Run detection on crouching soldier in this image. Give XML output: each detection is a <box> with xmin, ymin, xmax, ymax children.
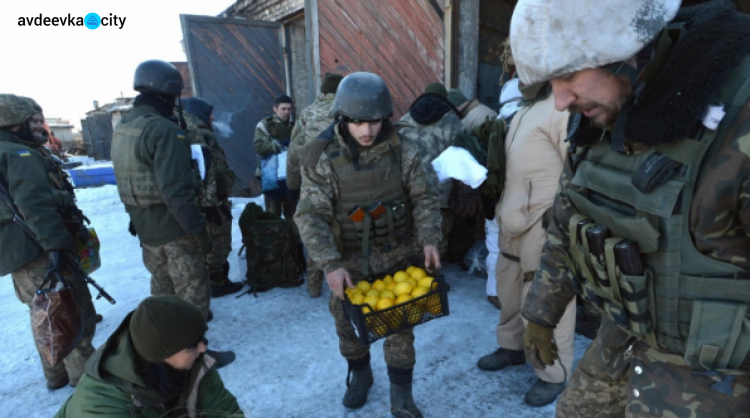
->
<box><xmin>295</xmin><ymin>72</ymin><xmax>442</xmax><ymax>418</ymax></box>
<box><xmin>55</xmin><ymin>296</ymin><xmax>244</xmax><ymax>417</ymax></box>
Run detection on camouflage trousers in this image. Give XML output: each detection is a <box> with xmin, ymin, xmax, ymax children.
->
<box><xmin>206</xmin><ymin>208</ymin><xmax>232</xmax><ymax>282</ymax></box>
<box><xmin>557</xmin><ymin>316</ymin><xmax>750</xmax><ymax>418</ymax></box>
<box><xmin>11</xmin><ymin>254</ymin><xmax>96</xmax><ymax>384</ymax></box>
<box><xmin>326</xmin><ymin>247</ymin><xmax>417</xmax><ymax>368</ymax></box>
<box><xmin>439</xmin><ymin>209</ymin><xmax>455</xmax><ymax>258</ymax></box>
<box><xmin>142</xmin><ymin>234</ymin><xmax>210</xmax><ymax>317</ymax></box>
<box><xmin>264</xmin><ymin>194</ymin><xmax>296</xmax><ymax>220</ymax></box>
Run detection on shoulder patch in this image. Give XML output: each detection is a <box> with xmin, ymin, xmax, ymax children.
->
<box><xmin>176</xmin><ymin>131</ymin><xmax>186</xmax><ymax>140</ymax></box>
<box><xmin>16</xmin><ymin>150</ymin><xmax>30</xmax><ymax>157</ymax></box>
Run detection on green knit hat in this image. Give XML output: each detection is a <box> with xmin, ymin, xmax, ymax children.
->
<box><xmin>321</xmin><ymin>72</ymin><xmax>344</xmax><ymax>94</ymax></box>
<box><xmin>130</xmin><ymin>296</ymin><xmax>208</xmax><ymax>363</ymax></box>
<box><xmin>424</xmin><ymin>82</ymin><xmax>447</xmax><ymax>97</ymax></box>
<box><xmin>447</xmin><ymin>88</ymin><xmax>469</xmax><ymax>107</ymax></box>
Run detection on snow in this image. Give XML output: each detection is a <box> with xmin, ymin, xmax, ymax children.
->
<box><xmin>0</xmin><ymin>185</ymin><xmax>590</xmax><ymax>417</ymax></box>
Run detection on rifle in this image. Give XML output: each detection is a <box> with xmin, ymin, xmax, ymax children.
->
<box><xmin>0</xmin><ymin>180</ymin><xmax>116</xmax><ymax>304</ymax></box>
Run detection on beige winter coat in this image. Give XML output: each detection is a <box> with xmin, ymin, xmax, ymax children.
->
<box><xmin>497</xmin><ymin>93</ymin><xmax>569</xmax><ymax>274</ymax></box>
<box><xmin>459</xmin><ymin>99</ymin><xmax>498</xmax><ymax>130</ymax></box>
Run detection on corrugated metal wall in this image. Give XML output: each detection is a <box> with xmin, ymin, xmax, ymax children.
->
<box><xmin>318</xmin><ymin>0</ymin><xmax>444</xmax><ymax>118</ymax></box>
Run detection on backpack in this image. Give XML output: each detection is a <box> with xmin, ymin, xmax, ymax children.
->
<box><xmin>238</xmin><ymin>202</ymin><xmax>304</xmax><ymax>294</ymax></box>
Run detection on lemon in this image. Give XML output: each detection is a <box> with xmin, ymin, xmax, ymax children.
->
<box><xmin>371</xmin><ymin>280</ymin><xmax>386</xmax><ymax>291</ymax></box>
<box><xmin>382</xmin><ymin>275</ymin><xmax>393</xmax><ymax>284</ymax></box>
<box><xmin>363</xmin><ymin>295</ymin><xmax>379</xmax><ymax>309</ymax></box>
<box><xmin>406</xmin><ymin>266</ymin><xmax>416</xmax><ymax>274</ymax></box>
<box><xmin>350</xmin><ymin>293</ymin><xmax>365</xmax><ymax>305</ymax></box>
<box><xmin>395</xmin><ymin>294</ymin><xmax>412</xmax><ymax>305</ymax></box>
<box><xmin>410</xmin><ymin>268</ymin><xmax>427</xmax><ymax>280</ymax></box>
<box><xmin>418</xmin><ymin>277</ymin><xmax>434</xmax><ymax>289</ymax></box>
<box><xmin>362</xmin><ymin>306</ymin><xmax>372</xmax><ymax>314</ymax></box>
<box><xmin>376</xmin><ymin>297</ymin><xmax>394</xmax><ymax>311</ymax></box>
<box><xmin>386</xmin><ymin>281</ymin><xmax>398</xmax><ymax>290</ymax></box>
<box><xmin>393</xmin><ymin>271</ymin><xmax>410</xmax><ymax>282</ymax></box>
<box><xmin>379</xmin><ymin>290</ymin><xmax>396</xmax><ymax>300</ymax></box>
<box><xmin>407</xmin><ymin>279</ymin><xmax>418</xmax><ymax>289</ymax></box>
<box><xmin>431</xmin><ymin>281</ymin><xmax>439</xmax><ymax>291</ymax></box>
<box><xmin>411</xmin><ymin>286</ymin><xmax>429</xmax><ymax>299</ymax></box>
<box><xmin>394</xmin><ymin>282</ymin><xmax>413</xmax><ymax>297</ymax></box>
<box><xmin>366</xmin><ymin>290</ymin><xmax>380</xmax><ymax>298</ymax></box>
<box><xmin>356</xmin><ymin>281</ymin><xmax>371</xmax><ymax>293</ymax></box>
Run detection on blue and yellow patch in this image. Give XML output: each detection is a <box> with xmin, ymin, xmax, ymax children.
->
<box><xmin>176</xmin><ymin>131</ymin><xmax>186</xmax><ymax>140</ymax></box>
<box><xmin>16</xmin><ymin>150</ymin><xmax>31</xmax><ymax>157</ymax></box>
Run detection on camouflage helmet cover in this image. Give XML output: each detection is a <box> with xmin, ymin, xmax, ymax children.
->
<box><xmin>0</xmin><ymin>94</ymin><xmax>37</xmax><ymax>128</ymax></box>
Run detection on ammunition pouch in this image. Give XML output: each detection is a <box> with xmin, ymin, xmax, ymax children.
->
<box><xmin>372</xmin><ymin>198</ymin><xmax>409</xmax><ymax>249</ymax></box>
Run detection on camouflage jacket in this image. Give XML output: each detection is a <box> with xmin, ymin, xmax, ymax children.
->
<box><xmin>295</xmin><ymin>123</ymin><xmax>442</xmax><ymax>275</ymax></box>
<box><xmin>253</xmin><ymin>115</ymin><xmax>294</xmax><ymax>158</ymax></box>
<box><xmin>398</xmin><ymin>110</ymin><xmax>463</xmax><ymax>208</ymax></box>
<box><xmin>181</xmin><ymin>112</ymin><xmax>219</xmax><ymax>207</ymax></box>
<box><xmin>287</xmin><ymin>93</ymin><xmax>335</xmax><ymax>190</ymax></box>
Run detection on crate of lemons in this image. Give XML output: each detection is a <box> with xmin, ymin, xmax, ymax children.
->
<box><xmin>343</xmin><ymin>266</ymin><xmax>449</xmax><ymax>345</ymax></box>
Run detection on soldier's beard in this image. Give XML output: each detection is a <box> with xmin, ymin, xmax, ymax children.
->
<box><xmin>568</xmin><ymin>76</ymin><xmax>631</xmax><ymax>129</ymax></box>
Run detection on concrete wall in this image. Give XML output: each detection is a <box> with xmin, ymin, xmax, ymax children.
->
<box><xmin>289</xmin><ymin>17</ymin><xmax>310</xmax><ymax>110</ymax></box>
<box><xmin>223</xmin><ymin>0</ymin><xmax>303</xmax><ymax>21</ymax></box>
<box><xmin>458</xmin><ymin>0</ymin><xmax>479</xmax><ymax>99</ymax></box>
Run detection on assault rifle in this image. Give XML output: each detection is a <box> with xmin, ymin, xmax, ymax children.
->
<box><xmin>0</xmin><ymin>181</ymin><xmax>116</xmax><ymax>304</ymax></box>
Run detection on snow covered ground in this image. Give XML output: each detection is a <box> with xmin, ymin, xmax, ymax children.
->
<box><xmin>0</xmin><ymin>185</ymin><xmax>590</xmax><ymax>417</ymax></box>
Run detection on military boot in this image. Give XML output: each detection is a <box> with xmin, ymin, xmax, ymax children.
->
<box><xmin>207</xmin><ymin>349</ymin><xmax>236</xmax><ymax>369</ymax></box>
<box><xmin>343</xmin><ymin>354</ymin><xmax>373</xmax><ymax>409</ymax></box>
<box><xmin>210</xmin><ymin>263</ymin><xmax>243</xmax><ymax>298</ymax></box>
<box><xmin>524</xmin><ymin>378</ymin><xmax>566</xmax><ymax>406</ymax></box>
<box><xmin>388</xmin><ymin>366</ymin><xmax>422</xmax><ymax>418</ymax></box>
<box><xmin>46</xmin><ymin>375</ymin><xmax>69</xmax><ymax>390</ymax></box>
<box><xmin>477</xmin><ymin>348</ymin><xmax>525</xmax><ymax>371</ymax></box>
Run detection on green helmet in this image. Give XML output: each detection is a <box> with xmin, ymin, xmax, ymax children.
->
<box><xmin>0</xmin><ymin>94</ymin><xmax>36</xmax><ymax>128</ymax></box>
<box><xmin>333</xmin><ymin>72</ymin><xmax>393</xmax><ymax>121</ymax></box>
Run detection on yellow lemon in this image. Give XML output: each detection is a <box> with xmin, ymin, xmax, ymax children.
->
<box><xmin>411</xmin><ymin>286</ymin><xmax>429</xmax><ymax>299</ymax></box>
<box><xmin>395</xmin><ymin>294</ymin><xmax>412</xmax><ymax>305</ymax></box>
<box><xmin>379</xmin><ymin>290</ymin><xmax>396</xmax><ymax>300</ymax></box>
<box><xmin>407</xmin><ymin>279</ymin><xmax>418</xmax><ymax>289</ymax></box>
<box><xmin>366</xmin><ymin>290</ymin><xmax>380</xmax><ymax>298</ymax></box>
<box><xmin>382</xmin><ymin>275</ymin><xmax>393</xmax><ymax>284</ymax></box>
<box><xmin>362</xmin><ymin>306</ymin><xmax>372</xmax><ymax>314</ymax></box>
<box><xmin>393</xmin><ymin>271</ymin><xmax>410</xmax><ymax>282</ymax></box>
<box><xmin>371</xmin><ymin>280</ymin><xmax>386</xmax><ymax>291</ymax></box>
<box><xmin>406</xmin><ymin>266</ymin><xmax>416</xmax><ymax>274</ymax></box>
<box><xmin>418</xmin><ymin>277</ymin><xmax>434</xmax><ymax>289</ymax></box>
<box><xmin>350</xmin><ymin>293</ymin><xmax>365</xmax><ymax>305</ymax></box>
<box><xmin>356</xmin><ymin>281</ymin><xmax>371</xmax><ymax>293</ymax></box>
<box><xmin>376</xmin><ymin>297</ymin><xmax>394</xmax><ymax>311</ymax></box>
<box><xmin>431</xmin><ymin>281</ymin><xmax>439</xmax><ymax>291</ymax></box>
<box><xmin>386</xmin><ymin>281</ymin><xmax>398</xmax><ymax>290</ymax></box>
<box><xmin>410</xmin><ymin>268</ymin><xmax>427</xmax><ymax>280</ymax></box>
<box><xmin>363</xmin><ymin>295</ymin><xmax>379</xmax><ymax>310</ymax></box>
<box><xmin>394</xmin><ymin>282</ymin><xmax>413</xmax><ymax>297</ymax></box>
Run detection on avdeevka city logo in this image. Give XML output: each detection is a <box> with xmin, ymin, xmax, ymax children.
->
<box><xmin>17</xmin><ymin>13</ymin><xmax>126</xmax><ymax>29</ymax></box>
<box><xmin>84</xmin><ymin>13</ymin><xmax>100</xmax><ymax>30</ymax></box>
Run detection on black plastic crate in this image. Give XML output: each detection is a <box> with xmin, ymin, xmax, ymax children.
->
<box><xmin>342</xmin><ymin>275</ymin><xmax>450</xmax><ymax>346</ymax></box>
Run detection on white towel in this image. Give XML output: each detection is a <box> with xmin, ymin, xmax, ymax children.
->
<box><xmin>431</xmin><ymin>146</ymin><xmax>487</xmax><ymax>189</ymax></box>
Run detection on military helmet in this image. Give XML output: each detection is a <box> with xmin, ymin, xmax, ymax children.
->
<box><xmin>0</xmin><ymin>94</ymin><xmax>37</xmax><ymax>128</ymax></box>
<box><xmin>333</xmin><ymin>72</ymin><xmax>393</xmax><ymax>121</ymax></box>
<box><xmin>133</xmin><ymin>60</ymin><xmax>184</xmax><ymax>95</ymax></box>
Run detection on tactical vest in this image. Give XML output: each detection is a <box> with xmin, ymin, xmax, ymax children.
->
<box><xmin>569</xmin><ymin>57</ymin><xmax>750</xmax><ymax>372</ymax></box>
<box><xmin>326</xmin><ymin>133</ymin><xmax>410</xmax><ymax>276</ymax></box>
<box><xmin>265</xmin><ymin>117</ymin><xmax>294</xmax><ymax>141</ymax></box>
<box><xmin>112</xmin><ymin>113</ymin><xmax>167</xmax><ymax>207</ymax></box>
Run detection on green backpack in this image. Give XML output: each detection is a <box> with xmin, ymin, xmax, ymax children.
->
<box><xmin>238</xmin><ymin>203</ymin><xmax>304</xmax><ymax>294</ymax></box>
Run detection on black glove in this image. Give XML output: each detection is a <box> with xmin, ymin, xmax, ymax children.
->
<box><xmin>288</xmin><ymin>188</ymin><xmax>301</xmax><ymax>201</ymax></box>
<box><xmin>128</xmin><ymin>221</ymin><xmax>137</xmax><ymax>237</ymax></box>
<box><xmin>219</xmin><ymin>204</ymin><xmax>232</xmax><ymax>220</ymax></box>
<box><xmin>202</xmin><ymin>206</ymin><xmax>223</xmax><ymax>226</ymax></box>
<box><xmin>195</xmin><ymin>230</ymin><xmax>214</xmax><ymax>255</ymax></box>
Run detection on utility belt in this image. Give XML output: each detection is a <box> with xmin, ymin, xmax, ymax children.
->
<box><xmin>346</xmin><ymin>198</ymin><xmax>410</xmax><ymax>276</ymax></box>
<box><xmin>569</xmin><ymin>214</ymin><xmax>750</xmax><ymax>371</ymax></box>
<box><xmin>500</xmin><ymin>252</ymin><xmax>536</xmax><ymax>283</ymax></box>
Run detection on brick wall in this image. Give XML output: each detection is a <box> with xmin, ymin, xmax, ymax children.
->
<box><xmin>222</xmin><ymin>0</ymin><xmax>303</xmax><ymax>22</ymax></box>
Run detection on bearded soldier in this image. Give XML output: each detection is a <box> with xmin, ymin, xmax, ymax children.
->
<box><xmin>0</xmin><ymin>94</ymin><xmax>97</xmax><ymax>389</ymax></box>
<box><xmin>512</xmin><ymin>1</ymin><xmax>750</xmax><ymax>416</ymax></box>
<box><xmin>295</xmin><ymin>72</ymin><xmax>442</xmax><ymax>418</ymax></box>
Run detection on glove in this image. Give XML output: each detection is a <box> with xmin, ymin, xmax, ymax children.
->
<box><xmin>128</xmin><ymin>221</ymin><xmax>137</xmax><ymax>237</ymax></box>
<box><xmin>195</xmin><ymin>230</ymin><xmax>214</xmax><ymax>255</ymax></box>
<box><xmin>219</xmin><ymin>203</ymin><xmax>232</xmax><ymax>220</ymax></box>
<box><xmin>524</xmin><ymin>321</ymin><xmax>558</xmax><ymax>370</ymax></box>
<box><xmin>288</xmin><ymin>188</ymin><xmax>301</xmax><ymax>201</ymax></box>
<box><xmin>202</xmin><ymin>206</ymin><xmax>223</xmax><ymax>226</ymax></box>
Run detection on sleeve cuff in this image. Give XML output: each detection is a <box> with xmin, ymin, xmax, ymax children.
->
<box><xmin>321</xmin><ymin>259</ymin><xmax>343</xmax><ymax>275</ymax></box>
